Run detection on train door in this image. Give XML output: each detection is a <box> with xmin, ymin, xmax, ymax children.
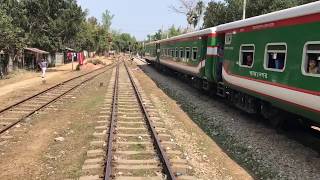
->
<box><xmin>205</xmin><ymin>33</ymin><xmax>224</xmax><ymax>83</ymax></box>
<box><xmin>200</xmin><ymin>37</ymin><xmax>208</xmax><ymax>77</ymax></box>
<box><xmin>216</xmin><ymin>33</ymin><xmax>225</xmax><ymax>82</ymax></box>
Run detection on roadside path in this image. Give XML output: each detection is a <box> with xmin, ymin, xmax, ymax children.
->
<box><xmin>0</xmin><ymin>57</ymin><xmax>111</xmax><ymax>109</ymax></box>
<box><xmin>0</xmin><ymin>64</ymin><xmax>75</xmax><ymax>97</ymax></box>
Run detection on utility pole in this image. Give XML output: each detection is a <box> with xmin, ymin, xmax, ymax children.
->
<box><xmin>71</xmin><ymin>53</ymin><xmax>74</xmax><ymax>71</ymax></box>
<box><xmin>243</xmin><ymin>0</ymin><xmax>247</xmax><ymax>20</ymax></box>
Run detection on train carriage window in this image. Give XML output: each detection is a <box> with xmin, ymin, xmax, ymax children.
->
<box><xmin>302</xmin><ymin>42</ymin><xmax>320</xmax><ymax>76</ymax></box>
<box><xmin>225</xmin><ymin>33</ymin><xmax>232</xmax><ymax>45</ymax></box>
<box><xmin>180</xmin><ymin>48</ymin><xmax>184</xmax><ymax>59</ymax></box>
<box><xmin>192</xmin><ymin>47</ymin><xmax>198</xmax><ymax>60</ymax></box>
<box><xmin>171</xmin><ymin>49</ymin><xmax>174</xmax><ymax>57</ymax></box>
<box><xmin>239</xmin><ymin>44</ymin><xmax>255</xmax><ymax>68</ymax></box>
<box><xmin>175</xmin><ymin>48</ymin><xmax>179</xmax><ymax>58</ymax></box>
<box><xmin>264</xmin><ymin>43</ymin><xmax>287</xmax><ymax>72</ymax></box>
<box><xmin>185</xmin><ymin>47</ymin><xmax>191</xmax><ymax>59</ymax></box>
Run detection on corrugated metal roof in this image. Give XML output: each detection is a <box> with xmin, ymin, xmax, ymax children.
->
<box><xmin>24</xmin><ymin>47</ymin><xmax>49</xmax><ymax>54</ymax></box>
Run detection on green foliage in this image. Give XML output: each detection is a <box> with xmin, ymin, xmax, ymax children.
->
<box><xmin>168</xmin><ymin>25</ymin><xmax>183</xmax><ymax>38</ymax></box>
<box><xmin>0</xmin><ymin>0</ymin><xmax>140</xmax><ymax>60</ymax></box>
<box><xmin>171</xmin><ymin>0</ymin><xmax>205</xmax><ymax>29</ymax></box>
<box><xmin>21</xmin><ymin>0</ymin><xmax>86</xmax><ymax>52</ymax></box>
<box><xmin>102</xmin><ymin>10</ymin><xmax>114</xmax><ymax>32</ymax></box>
<box><xmin>0</xmin><ymin>0</ymin><xmax>26</xmax><ymax>51</ymax></box>
<box><xmin>147</xmin><ymin>25</ymin><xmax>183</xmax><ymax>41</ymax></box>
<box><xmin>112</xmin><ymin>32</ymin><xmax>137</xmax><ymax>52</ymax></box>
<box><xmin>203</xmin><ymin>0</ymin><xmax>319</xmax><ymax>28</ymax></box>
<box><xmin>154</xmin><ymin>30</ymin><xmax>162</xmax><ymax>40</ymax></box>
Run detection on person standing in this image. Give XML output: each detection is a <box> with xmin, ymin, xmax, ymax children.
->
<box><xmin>38</xmin><ymin>58</ymin><xmax>48</xmax><ymax>82</ymax></box>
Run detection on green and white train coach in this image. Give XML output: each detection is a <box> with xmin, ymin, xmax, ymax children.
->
<box><xmin>144</xmin><ymin>2</ymin><xmax>320</xmax><ymax>125</ymax></box>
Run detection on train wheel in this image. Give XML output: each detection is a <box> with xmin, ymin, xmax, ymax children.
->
<box><xmin>298</xmin><ymin>118</ymin><xmax>312</xmax><ymax>130</ymax></box>
<box><xmin>269</xmin><ymin>115</ymin><xmax>285</xmax><ymax>129</ymax></box>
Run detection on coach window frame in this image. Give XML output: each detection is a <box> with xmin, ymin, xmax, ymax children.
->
<box><xmin>192</xmin><ymin>47</ymin><xmax>198</xmax><ymax>61</ymax></box>
<box><xmin>180</xmin><ymin>47</ymin><xmax>184</xmax><ymax>59</ymax></box>
<box><xmin>264</xmin><ymin>42</ymin><xmax>287</xmax><ymax>72</ymax></box>
<box><xmin>301</xmin><ymin>41</ymin><xmax>320</xmax><ymax>77</ymax></box>
<box><xmin>185</xmin><ymin>47</ymin><xmax>191</xmax><ymax>59</ymax></box>
<box><xmin>175</xmin><ymin>47</ymin><xmax>179</xmax><ymax>58</ymax></box>
<box><xmin>225</xmin><ymin>33</ymin><xmax>232</xmax><ymax>45</ymax></box>
<box><xmin>239</xmin><ymin>44</ymin><xmax>255</xmax><ymax>68</ymax></box>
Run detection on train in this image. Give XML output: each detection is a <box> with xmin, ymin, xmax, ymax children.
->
<box><xmin>144</xmin><ymin>2</ymin><xmax>320</xmax><ymax>127</ymax></box>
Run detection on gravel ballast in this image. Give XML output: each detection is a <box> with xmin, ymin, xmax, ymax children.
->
<box><xmin>139</xmin><ymin>63</ymin><xmax>320</xmax><ymax>179</ymax></box>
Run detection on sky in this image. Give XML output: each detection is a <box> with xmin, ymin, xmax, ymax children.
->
<box><xmin>77</xmin><ymin>0</ymin><xmax>209</xmax><ymax>41</ymax></box>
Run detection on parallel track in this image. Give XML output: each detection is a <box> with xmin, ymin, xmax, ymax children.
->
<box><xmin>104</xmin><ymin>62</ymin><xmax>176</xmax><ymax>180</ymax></box>
<box><xmin>0</xmin><ymin>63</ymin><xmax>116</xmax><ymax>135</ymax></box>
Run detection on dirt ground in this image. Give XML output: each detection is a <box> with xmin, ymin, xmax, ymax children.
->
<box><xmin>0</xmin><ymin>56</ymin><xmax>112</xmax><ymax>109</ymax></box>
<box><xmin>0</xmin><ymin>68</ymin><xmax>113</xmax><ymax>179</ymax></box>
<box><xmin>130</xmin><ymin>61</ymin><xmax>252</xmax><ymax>180</ymax></box>
<box><xmin>0</xmin><ymin>57</ymin><xmax>252</xmax><ymax>180</ymax></box>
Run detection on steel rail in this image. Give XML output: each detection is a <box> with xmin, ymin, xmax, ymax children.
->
<box><xmin>104</xmin><ymin>64</ymin><xmax>119</xmax><ymax>180</ymax></box>
<box><xmin>0</xmin><ymin>64</ymin><xmax>116</xmax><ymax>114</ymax></box>
<box><xmin>123</xmin><ymin>61</ymin><xmax>176</xmax><ymax>180</ymax></box>
<box><xmin>0</xmin><ymin>63</ymin><xmax>117</xmax><ymax>135</ymax></box>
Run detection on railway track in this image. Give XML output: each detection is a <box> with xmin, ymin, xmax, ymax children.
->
<box><xmin>0</xmin><ymin>63</ymin><xmax>116</xmax><ymax>135</ymax></box>
<box><xmin>80</xmin><ymin>61</ymin><xmax>195</xmax><ymax>180</ymax></box>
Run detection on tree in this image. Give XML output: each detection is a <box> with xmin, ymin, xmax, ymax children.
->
<box><xmin>18</xmin><ymin>0</ymin><xmax>86</xmax><ymax>51</ymax></box>
<box><xmin>75</xmin><ymin>10</ymin><xmax>115</xmax><ymax>54</ymax></box>
<box><xmin>111</xmin><ymin>31</ymin><xmax>138</xmax><ymax>53</ymax></box>
<box><xmin>0</xmin><ymin>1</ymin><xmax>26</xmax><ymax>73</ymax></box>
<box><xmin>0</xmin><ymin>8</ymin><xmax>24</xmax><ymax>51</ymax></box>
<box><xmin>102</xmin><ymin>10</ymin><xmax>114</xmax><ymax>32</ymax></box>
<box><xmin>170</xmin><ymin>0</ymin><xmax>205</xmax><ymax>30</ymax></box>
<box><xmin>88</xmin><ymin>16</ymin><xmax>98</xmax><ymax>25</ymax></box>
<box><xmin>75</xmin><ymin>19</ymin><xmax>97</xmax><ymax>51</ymax></box>
<box><xmin>168</xmin><ymin>25</ymin><xmax>183</xmax><ymax>38</ymax></box>
<box><xmin>203</xmin><ymin>0</ymin><xmax>318</xmax><ymax>28</ymax></box>
<box><xmin>154</xmin><ymin>30</ymin><xmax>162</xmax><ymax>40</ymax></box>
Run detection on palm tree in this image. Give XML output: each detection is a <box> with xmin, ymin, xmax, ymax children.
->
<box><xmin>170</xmin><ymin>0</ymin><xmax>205</xmax><ymax>30</ymax></box>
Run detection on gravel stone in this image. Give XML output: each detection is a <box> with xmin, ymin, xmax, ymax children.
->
<box><xmin>141</xmin><ymin>65</ymin><xmax>320</xmax><ymax>180</ymax></box>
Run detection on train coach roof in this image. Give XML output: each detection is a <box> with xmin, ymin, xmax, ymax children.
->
<box><xmin>145</xmin><ymin>41</ymin><xmax>158</xmax><ymax>45</ymax></box>
<box><xmin>217</xmin><ymin>1</ymin><xmax>320</xmax><ymax>32</ymax></box>
<box><xmin>156</xmin><ymin>27</ymin><xmax>217</xmax><ymax>43</ymax></box>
